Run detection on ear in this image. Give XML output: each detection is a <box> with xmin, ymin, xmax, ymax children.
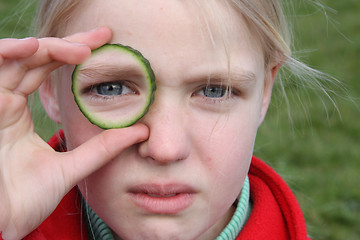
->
<box><xmin>39</xmin><ymin>76</ymin><xmax>62</xmax><ymax>124</ymax></box>
<box><xmin>258</xmin><ymin>63</ymin><xmax>280</xmax><ymax>126</ymax></box>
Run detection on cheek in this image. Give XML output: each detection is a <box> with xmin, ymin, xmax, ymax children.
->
<box><xmin>190</xmin><ymin>113</ymin><xmax>257</xmax><ymax>225</ymax></box>
<box><xmin>57</xmin><ymin>66</ymin><xmax>102</xmax><ymax>150</ymax></box>
<box><xmin>195</xmin><ymin>107</ymin><xmax>259</xmax><ymax>190</ymax></box>
<box><xmin>202</xmin><ymin>91</ymin><xmax>263</xmax><ymax>174</ymax></box>
<box><xmin>196</xmin><ymin>100</ymin><xmax>261</xmax><ymax>166</ymax></box>
<box><xmin>204</xmin><ymin>120</ymin><xmax>255</xmax><ymax>180</ymax></box>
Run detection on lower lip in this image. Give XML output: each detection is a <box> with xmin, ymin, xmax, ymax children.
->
<box><xmin>129</xmin><ymin>193</ymin><xmax>195</xmax><ymax>214</ymax></box>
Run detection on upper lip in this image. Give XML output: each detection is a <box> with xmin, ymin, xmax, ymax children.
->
<box><xmin>128</xmin><ymin>183</ymin><xmax>196</xmax><ymax>196</ymax></box>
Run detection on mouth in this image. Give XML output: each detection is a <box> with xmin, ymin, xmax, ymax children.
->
<box><xmin>128</xmin><ymin>184</ymin><xmax>196</xmax><ymax>214</ymax></box>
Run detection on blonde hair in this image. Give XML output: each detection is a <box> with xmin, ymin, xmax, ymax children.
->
<box><xmin>232</xmin><ymin>0</ymin><xmax>291</xmax><ymax>65</ymax></box>
<box><xmin>33</xmin><ymin>0</ymin><xmax>345</xmax><ymax>120</ymax></box>
<box><xmin>35</xmin><ymin>0</ymin><xmax>290</xmax><ymax>65</ymax></box>
<box><xmin>34</xmin><ymin>0</ymin><xmax>81</xmax><ymax>38</ymax></box>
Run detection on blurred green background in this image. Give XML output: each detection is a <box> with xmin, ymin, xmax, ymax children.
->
<box><xmin>1</xmin><ymin>0</ymin><xmax>359</xmax><ymax>239</ymax></box>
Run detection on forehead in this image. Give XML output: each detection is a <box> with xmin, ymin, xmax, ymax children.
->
<box><xmin>66</xmin><ymin>0</ymin><xmax>264</xmax><ymax>79</ymax></box>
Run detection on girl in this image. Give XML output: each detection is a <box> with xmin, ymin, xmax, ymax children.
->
<box><xmin>0</xmin><ymin>0</ymin><xmax>312</xmax><ymax>239</ymax></box>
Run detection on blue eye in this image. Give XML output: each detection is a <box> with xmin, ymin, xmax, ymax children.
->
<box><xmin>200</xmin><ymin>86</ymin><xmax>227</xmax><ymax>98</ymax></box>
<box><xmin>94</xmin><ymin>82</ymin><xmax>134</xmax><ymax>96</ymax></box>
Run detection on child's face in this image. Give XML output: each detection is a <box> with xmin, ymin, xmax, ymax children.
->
<box><xmin>54</xmin><ymin>1</ymin><xmax>272</xmax><ymax>239</ymax></box>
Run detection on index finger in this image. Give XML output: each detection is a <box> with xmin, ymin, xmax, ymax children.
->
<box><xmin>20</xmin><ymin>27</ymin><xmax>113</xmax><ymax>69</ymax></box>
<box><xmin>64</xmin><ymin>26</ymin><xmax>113</xmax><ymax>49</ymax></box>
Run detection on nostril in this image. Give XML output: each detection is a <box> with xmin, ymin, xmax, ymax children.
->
<box><xmin>137</xmin><ymin>132</ymin><xmax>190</xmax><ymax>165</ymax></box>
<box><xmin>136</xmin><ymin>103</ymin><xmax>191</xmax><ymax>164</ymax></box>
<box><xmin>143</xmin><ymin>156</ymin><xmax>184</xmax><ymax>166</ymax></box>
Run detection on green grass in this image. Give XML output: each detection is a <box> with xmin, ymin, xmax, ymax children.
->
<box><xmin>0</xmin><ymin>0</ymin><xmax>36</xmax><ymax>38</ymax></box>
<box><xmin>255</xmin><ymin>1</ymin><xmax>360</xmax><ymax>239</ymax></box>
<box><xmin>1</xmin><ymin>0</ymin><xmax>359</xmax><ymax>239</ymax></box>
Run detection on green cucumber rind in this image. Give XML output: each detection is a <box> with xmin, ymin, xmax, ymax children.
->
<box><xmin>72</xmin><ymin>44</ymin><xmax>156</xmax><ymax>129</ymax></box>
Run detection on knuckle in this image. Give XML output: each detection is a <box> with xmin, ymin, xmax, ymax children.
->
<box><xmin>97</xmin><ymin>132</ymin><xmax>113</xmax><ymax>157</ymax></box>
<box><xmin>0</xmin><ymin>92</ymin><xmax>26</xmax><ymax>128</ymax></box>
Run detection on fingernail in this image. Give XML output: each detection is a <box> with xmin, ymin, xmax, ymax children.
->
<box><xmin>90</xmin><ymin>27</ymin><xmax>100</xmax><ymax>32</ymax></box>
<box><xmin>71</xmin><ymin>42</ymin><xmax>87</xmax><ymax>47</ymax></box>
<box><xmin>20</xmin><ymin>37</ymin><xmax>35</xmax><ymax>41</ymax></box>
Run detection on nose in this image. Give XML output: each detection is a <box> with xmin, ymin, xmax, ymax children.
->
<box><xmin>138</xmin><ymin>99</ymin><xmax>191</xmax><ymax>165</ymax></box>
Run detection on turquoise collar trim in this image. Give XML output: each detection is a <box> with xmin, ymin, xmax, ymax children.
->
<box><xmin>216</xmin><ymin>176</ymin><xmax>251</xmax><ymax>240</ymax></box>
<box><xmin>82</xmin><ymin>176</ymin><xmax>251</xmax><ymax>240</ymax></box>
<box><xmin>82</xmin><ymin>198</ymin><xmax>114</xmax><ymax>240</ymax></box>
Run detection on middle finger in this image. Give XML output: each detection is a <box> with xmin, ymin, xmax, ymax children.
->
<box><xmin>0</xmin><ymin>27</ymin><xmax>112</xmax><ymax>95</ymax></box>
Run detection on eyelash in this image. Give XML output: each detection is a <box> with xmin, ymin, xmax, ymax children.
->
<box><xmin>81</xmin><ymin>82</ymin><xmax>239</xmax><ymax>107</ymax></box>
<box><xmin>83</xmin><ymin>81</ymin><xmax>137</xmax><ymax>101</ymax></box>
<box><xmin>192</xmin><ymin>85</ymin><xmax>239</xmax><ymax>103</ymax></box>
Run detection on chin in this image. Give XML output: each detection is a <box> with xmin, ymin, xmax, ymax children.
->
<box><xmin>112</xmin><ymin>218</ymin><xmax>203</xmax><ymax>240</ymax></box>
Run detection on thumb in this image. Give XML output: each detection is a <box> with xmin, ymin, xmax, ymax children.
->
<box><xmin>59</xmin><ymin>124</ymin><xmax>149</xmax><ymax>188</ymax></box>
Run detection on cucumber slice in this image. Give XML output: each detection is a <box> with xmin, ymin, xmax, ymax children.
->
<box><xmin>72</xmin><ymin>44</ymin><xmax>156</xmax><ymax>129</ymax></box>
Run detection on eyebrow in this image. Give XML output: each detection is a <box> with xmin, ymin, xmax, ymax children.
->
<box><xmin>209</xmin><ymin>70</ymin><xmax>256</xmax><ymax>83</ymax></box>
<box><xmin>77</xmin><ymin>64</ymin><xmax>144</xmax><ymax>83</ymax></box>
<box><xmin>187</xmin><ymin>68</ymin><xmax>257</xmax><ymax>87</ymax></box>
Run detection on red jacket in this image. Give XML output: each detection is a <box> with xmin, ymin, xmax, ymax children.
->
<box><xmin>2</xmin><ymin>131</ymin><xmax>310</xmax><ymax>239</ymax></box>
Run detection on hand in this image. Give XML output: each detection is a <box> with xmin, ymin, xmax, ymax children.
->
<box><xmin>0</xmin><ymin>27</ymin><xmax>149</xmax><ymax>239</ymax></box>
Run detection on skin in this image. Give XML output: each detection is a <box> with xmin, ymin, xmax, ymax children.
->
<box><xmin>42</xmin><ymin>1</ymin><xmax>276</xmax><ymax>240</ymax></box>
<box><xmin>0</xmin><ymin>28</ymin><xmax>149</xmax><ymax>239</ymax></box>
